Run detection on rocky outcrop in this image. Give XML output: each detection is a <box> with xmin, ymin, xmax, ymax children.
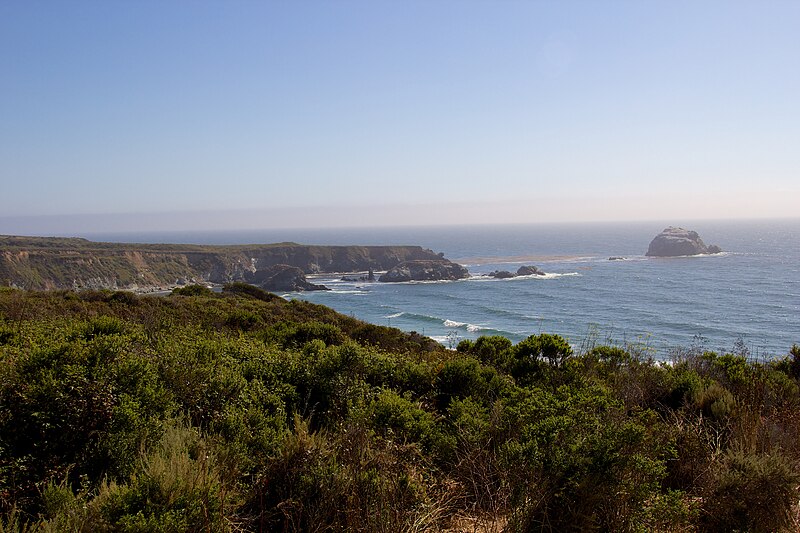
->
<box><xmin>645</xmin><ymin>227</ymin><xmax>722</xmax><ymax>257</ymax></box>
<box><xmin>487</xmin><ymin>265</ymin><xmax>546</xmax><ymax>279</ymax></box>
<box><xmin>379</xmin><ymin>260</ymin><xmax>470</xmax><ymax>283</ymax></box>
<box><xmin>488</xmin><ymin>270</ymin><xmax>515</xmax><ymax>279</ymax></box>
<box><xmin>246</xmin><ymin>264</ymin><xmax>329</xmax><ymax>292</ymax></box>
<box><xmin>516</xmin><ymin>265</ymin><xmax>546</xmax><ymax>276</ymax></box>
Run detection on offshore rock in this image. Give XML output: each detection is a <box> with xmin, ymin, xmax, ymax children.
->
<box><xmin>487</xmin><ymin>265</ymin><xmax>545</xmax><ymax>279</ymax></box>
<box><xmin>379</xmin><ymin>260</ymin><xmax>470</xmax><ymax>283</ymax></box>
<box><xmin>247</xmin><ymin>264</ymin><xmax>329</xmax><ymax>292</ymax></box>
<box><xmin>646</xmin><ymin>227</ymin><xmax>722</xmax><ymax>257</ymax></box>
<box><xmin>516</xmin><ymin>265</ymin><xmax>546</xmax><ymax>276</ymax></box>
<box><xmin>487</xmin><ymin>270</ymin><xmax>515</xmax><ymax>279</ymax></box>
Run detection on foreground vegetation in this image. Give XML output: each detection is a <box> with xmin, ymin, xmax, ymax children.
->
<box><xmin>1</xmin><ymin>286</ymin><xmax>799</xmax><ymax>532</ymax></box>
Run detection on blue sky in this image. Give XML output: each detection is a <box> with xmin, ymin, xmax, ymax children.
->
<box><xmin>1</xmin><ymin>1</ymin><xmax>799</xmax><ymax>233</ymax></box>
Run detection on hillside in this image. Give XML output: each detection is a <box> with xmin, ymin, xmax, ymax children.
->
<box><xmin>1</xmin><ymin>286</ymin><xmax>799</xmax><ymax>531</ymax></box>
<box><xmin>0</xmin><ymin>235</ymin><xmax>446</xmax><ymax>290</ymax></box>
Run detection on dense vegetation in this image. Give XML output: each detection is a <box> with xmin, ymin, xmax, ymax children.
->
<box><xmin>1</xmin><ymin>286</ymin><xmax>798</xmax><ymax>531</ymax></box>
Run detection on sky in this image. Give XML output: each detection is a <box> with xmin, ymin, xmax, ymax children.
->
<box><xmin>1</xmin><ymin>1</ymin><xmax>799</xmax><ymax>234</ymax></box>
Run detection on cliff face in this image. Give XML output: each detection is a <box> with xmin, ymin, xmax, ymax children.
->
<box><xmin>0</xmin><ymin>236</ymin><xmax>446</xmax><ymax>291</ymax></box>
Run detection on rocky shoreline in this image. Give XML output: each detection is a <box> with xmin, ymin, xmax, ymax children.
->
<box><xmin>0</xmin><ymin>235</ymin><xmax>470</xmax><ymax>291</ymax></box>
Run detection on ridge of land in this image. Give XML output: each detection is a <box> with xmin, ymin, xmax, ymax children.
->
<box><xmin>0</xmin><ymin>235</ymin><xmax>446</xmax><ymax>291</ymax></box>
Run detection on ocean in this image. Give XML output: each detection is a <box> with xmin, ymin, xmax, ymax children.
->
<box><xmin>84</xmin><ymin>219</ymin><xmax>800</xmax><ymax>360</ymax></box>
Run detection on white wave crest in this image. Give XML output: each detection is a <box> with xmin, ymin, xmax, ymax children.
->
<box><xmin>444</xmin><ymin>319</ymin><xmax>485</xmax><ymax>332</ymax></box>
<box><xmin>330</xmin><ymin>290</ymin><xmax>369</xmax><ymax>295</ymax></box>
<box><xmin>384</xmin><ymin>312</ymin><xmax>404</xmax><ymax>319</ymax></box>
<box><xmin>471</xmin><ymin>272</ymin><xmax>581</xmax><ymax>282</ymax></box>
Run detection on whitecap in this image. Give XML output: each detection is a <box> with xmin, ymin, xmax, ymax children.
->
<box><xmin>330</xmin><ymin>290</ymin><xmax>369</xmax><ymax>295</ymax></box>
<box><xmin>444</xmin><ymin>319</ymin><xmax>486</xmax><ymax>332</ymax></box>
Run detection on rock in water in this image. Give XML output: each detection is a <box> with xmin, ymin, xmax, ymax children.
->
<box><xmin>247</xmin><ymin>264</ymin><xmax>329</xmax><ymax>291</ymax></box>
<box><xmin>487</xmin><ymin>270</ymin><xmax>515</xmax><ymax>279</ymax></box>
<box><xmin>516</xmin><ymin>265</ymin><xmax>546</xmax><ymax>276</ymax></box>
<box><xmin>486</xmin><ymin>265</ymin><xmax>546</xmax><ymax>279</ymax></box>
<box><xmin>378</xmin><ymin>260</ymin><xmax>470</xmax><ymax>282</ymax></box>
<box><xmin>646</xmin><ymin>227</ymin><xmax>722</xmax><ymax>257</ymax></box>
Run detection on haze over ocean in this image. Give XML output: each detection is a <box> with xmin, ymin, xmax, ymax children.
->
<box><xmin>82</xmin><ymin>219</ymin><xmax>799</xmax><ymax>359</ymax></box>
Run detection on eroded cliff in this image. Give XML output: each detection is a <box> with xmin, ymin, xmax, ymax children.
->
<box><xmin>0</xmin><ymin>236</ymin><xmax>449</xmax><ymax>291</ymax></box>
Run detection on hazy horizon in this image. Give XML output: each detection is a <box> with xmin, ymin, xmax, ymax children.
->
<box><xmin>2</xmin><ymin>205</ymin><xmax>798</xmax><ymax>240</ymax></box>
<box><xmin>2</xmin><ymin>2</ymin><xmax>799</xmax><ymax>233</ymax></box>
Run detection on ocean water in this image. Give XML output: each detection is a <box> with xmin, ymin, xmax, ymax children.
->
<box><xmin>84</xmin><ymin>219</ymin><xmax>800</xmax><ymax>360</ymax></box>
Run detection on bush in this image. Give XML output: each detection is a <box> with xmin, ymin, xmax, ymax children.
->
<box><xmin>263</xmin><ymin>321</ymin><xmax>345</xmax><ymax>348</ymax></box>
<box><xmin>702</xmin><ymin>450</ymin><xmax>800</xmax><ymax>533</ymax></box>
<box><xmin>222</xmin><ymin>282</ymin><xmax>281</xmax><ymax>302</ymax></box>
<box><xmin>470</xmin><ymin>335</ymin><xmax>513</xmax><ymax>368</ymax></box>
<box><xmin>77</xmin><ymin>316</ymin><xmax>127</xmax><ymax>340</ymax></box>
<box><xmin>107</xmin><ymin>291</ymin><xmax>139</xmax><ymax>306</ymax></box>
<box><xmin>171</xmin><ymin>284</ymin><xmax>213</xmax><ymax>297</ymax></box>
<box><xmin>224</xmin><ymin>309</ymin><xmax>261</xmax><ymax>331</ymax></box>
<box><xmin>368</xmin><ymin>389</ymin><xmax>448</xmax><ymax>455</ymax></box>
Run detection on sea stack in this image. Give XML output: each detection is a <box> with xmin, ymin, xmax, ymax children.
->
<box><xmin>645</xmin><ymin>227</ymin><xmax>722</xmax><ymax>257</ymax></box>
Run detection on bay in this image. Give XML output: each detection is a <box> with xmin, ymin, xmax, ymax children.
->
<box><xmin>85</xmin><ymin>218</ymin><xmax>800</xmax><ymax>359</ymax></box>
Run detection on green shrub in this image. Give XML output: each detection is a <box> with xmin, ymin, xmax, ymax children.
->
<box><xmin>368</xmin><ymin>389</ymin><xmax>449</xmax><ymax>455</ymax></box>
<box><xmin>693</xmin><ymin>381</ymin><xmax>736</xmax><ymax>421</ymax></box>
<box><xmin>107</xmin><ymin>291</ymin><xmax>139</xmax><ymax>306</ymax></box>
<box><xmin>77</xmin><ymin>316</ymin><xmax>127</xmax><ymax>340</ymax></box>
<box><xmin>702</xmin><ymin>449</ymin><xmax>800</xmax><ymax>533</ymax></box>
<box><xmin>510</xmin><ymin>333</ymin><xmax>572</xmax><ymax>385</ymax></box>
<box><xmin>455</xmin><ymin>338</ymin><xmax>474</xmax><ymax>353</ymax></box>
<box><xmin>224</xmin><ymin>309</ymin><xmax>261</xmax><ymax>331</ymax></box>
<box><xmin>252</xmin><ymin>418</ymin><xmax>433</xmax><ymax>532</ymax></box>
<box><xmin>263</xmin><ymin>320</ymin><xmax>345</xmax><ymax>348</ymax></box>
<box><xmin>171</xmin><ymin>284</ymin><xmax>213</xmax><ymax>297</ymax></box>
<box><xmin>222</xmin><ymin>282</ymin><xmax>280</xmax><ymax>302</ymax></box>
<box><xmin>95</xmin><ymin>421</ymin><xmax>236</xmax><ymax>532</ymax></box>
<box><xmin>0</xmin><ymin>327</ymin><xmax>16</xmax><ymax>346</ymax></box>
<box><xmin>435</xmin><ymin>356</ymin><xmax>502</xmax><ymax>409</ymax></box>
<box><xmin>470</xmin><ymin>335</ymin><xmax>513</xmax><ymax>368</ymax></box>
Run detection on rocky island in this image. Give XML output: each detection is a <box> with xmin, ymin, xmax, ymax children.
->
<box><xmin>645</xmin><ymin>227</ymin><xmax>722</xmax><ymax>257</ymax></box>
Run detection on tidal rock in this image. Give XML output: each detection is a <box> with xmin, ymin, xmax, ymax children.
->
<box><xmin>487</xmin><ymin>265</ymin><xmax>546</xmax><ymax>278</ymax></box>
<box><xmin>645</xmin><ymin>227</ymin><xmax>722</xmax><ymax>257</ymax></box>
<box><xmin>379</xmin><ymin>260</ymin><xmax>470</xmax><ymax>282</ymax></box>
<box><xmin>516</xmin><ymin>265</ymin><xmax>546</xmax><ymax>276</ymax></box>
<box><xmin>488</xmin><ymin>270</ymin><xmax>515</xmax><ymax>279</ymax></box>
<box><xmin>247</xmin><ymin>264</ymin><xmax>329</xmax><ymax>291</ymax></box>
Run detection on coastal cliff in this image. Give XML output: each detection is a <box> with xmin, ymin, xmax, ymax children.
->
<box><xmin>0</xmin><ymin>236</ymin><xmax>452</xmax><ymax>291</ymax></box>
